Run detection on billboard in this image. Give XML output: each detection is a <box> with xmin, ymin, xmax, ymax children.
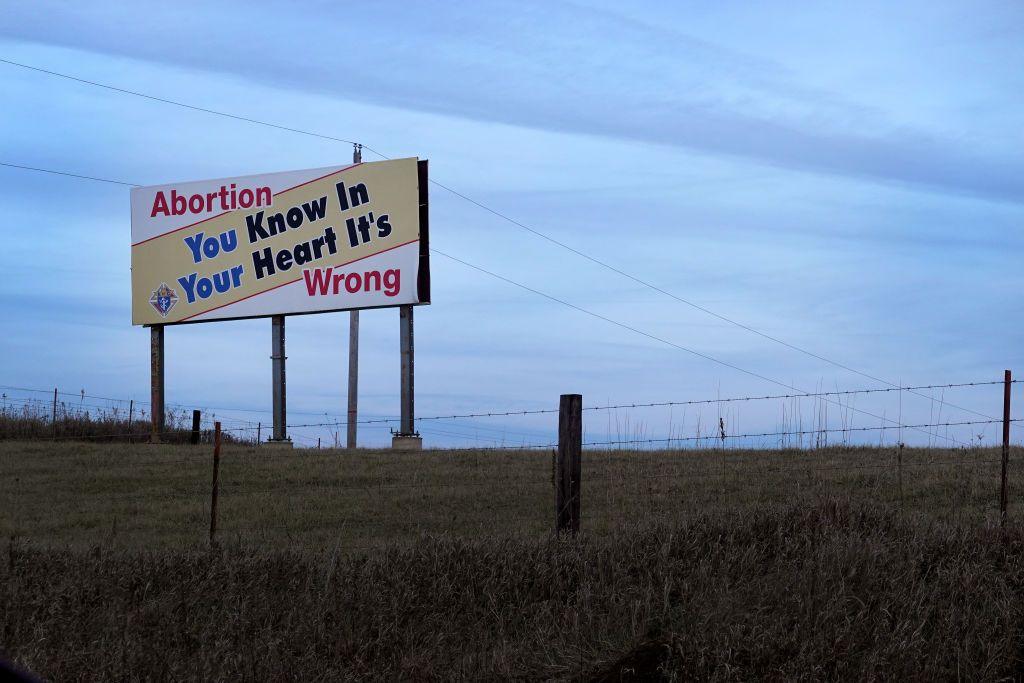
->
<box><xmin>130</xmin><ymin>158</ymin><xmax>429</xmax><ymax>325</ymax></box>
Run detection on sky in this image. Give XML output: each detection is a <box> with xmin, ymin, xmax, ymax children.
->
<box><xmin>0</xmin><ymin>0</ymin><xmax>1021</xmax><ymax>448</ymax></box>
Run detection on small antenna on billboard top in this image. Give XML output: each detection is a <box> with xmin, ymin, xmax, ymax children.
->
<box><xmin>353</xmin><ymin>143</ymin><xmax>362</xmax><ymax>164</ymax></box>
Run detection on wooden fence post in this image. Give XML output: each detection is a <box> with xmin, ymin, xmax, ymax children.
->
<box><xmin>1001</xmin><ymin>370</ymin><xmax>1011</xmax><ymax>527</ymax></box>
<box><xmin>128</xmin><ymin>399</ymin><xmax>134</xmax><ymax>442</ymax></box>
<box><xmin>191</xmin><ymin>409</ymin><xmax>201</xmax><ymax>445</ymax></box>
<box><xmin>51</xmin><ymin>387</ymin><xmax>57</xmax><ymax>438</ymax></box>
<box><xmin>210</xmin><ymin>422</ymin><xmax>221</xmax><ymax>545</ymax></box>
<box><xmin>556</xmin><ymin>394</ymin><xmax>582</xmax><ymax>535</ymax></box>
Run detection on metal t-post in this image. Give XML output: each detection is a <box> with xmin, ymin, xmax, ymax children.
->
<box><xmin>270</xmin><ymin>314</ymin><xmax>289</xmax><ymax>444</ymax></box>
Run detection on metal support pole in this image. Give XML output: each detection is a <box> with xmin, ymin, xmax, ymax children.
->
<box><xmin>347</xmin><ymin>310</ymin><xmax>359</xmax><ymax>449</ymax></box>
<box><xmin>150</xmin><ymin>324</ymin><xmax>164</xmax><ymax>443</ymax></box>
<box><xmin>270</xmin><ymin>314</ymin><xmax>289</xmax><ymax>443</ymax></box>
<box><xmin>392</xmin><ymin>305</ymin><xmax>421</xmax><ymax>450</ymax></box>
<box><xmin>556</xmin><ymin>394</ymin><xmax>583</xmax><ymax>535</ymax></box>
<box><xmin>400</xmin><ymin>304</ymin><xmax>415</xmax><ymax>435</ymax></box>
<box><xmin>1001</xmin><ymin>369</ymin><xmax>1012</xmax><ymax>526</ymax></box>
<box><xmin>347</xmin><ymin>142</ymin><xmax>362</xmax><ymax>450</ymax></box>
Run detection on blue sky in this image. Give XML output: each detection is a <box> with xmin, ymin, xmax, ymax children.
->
<box><xmin>0</xmin><ymin>1</ymin><xmax>1021</xmax><ymax>447</ymax></box>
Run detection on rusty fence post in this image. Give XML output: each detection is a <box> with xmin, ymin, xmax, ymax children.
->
<box><xmin>210</xmin><ymin>422</ymin><xmax>222</xmax><ymax>544</ymax></box>
<box><xmin>897</xmin><ymin>442</ymin><xmax>904</xmax><ymax>508</ymax></box>
<box><xmin>1001</xmin><ymin>370</ymin><xmax>1012</xmax><ymax>527</ymax></box>
<box><xmin>556</xmin><ymin>394</ymin><xmax>582</xmax><ymax>536</ymax></box>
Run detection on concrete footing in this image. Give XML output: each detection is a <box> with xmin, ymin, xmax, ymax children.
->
<box><xmin>391</xmin><ymin>435</ymin><xmax>423</xmax><ymax>451</ymax></box>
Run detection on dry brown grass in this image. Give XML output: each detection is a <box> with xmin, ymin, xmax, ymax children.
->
<box><xmin>0</xmin><ymin>440</ymin><xmax>1017</xmax><ymax>549</ymax></box>
<box><xmin>1</xmin><ymin>441</ymin><xmax>1022</xmax><ymax>679</ymax></box>
<box><xmin>0</xmin><ymin>401</ymin><xmax>249</xmax><ymax>444</ymax></box>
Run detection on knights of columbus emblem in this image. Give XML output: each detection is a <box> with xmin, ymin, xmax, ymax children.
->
<box><xmin>149</xmin><ymin>283</ymin><xmax>179</xmax><ymax>318</ymax></box>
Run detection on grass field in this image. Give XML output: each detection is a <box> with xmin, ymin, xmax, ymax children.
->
<box><xmin>0</xmin><ymin>440</ymin><xmax>1018</xmax><ymax>549</ymax></box>
<box><xmin>2</xmin><ymin>440</ymin><xmax>1023</xmax><ymax>679</ymax></box>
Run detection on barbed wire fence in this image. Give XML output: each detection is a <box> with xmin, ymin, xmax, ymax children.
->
<box><xmin>1</xmin><ymin>376</ymin><xmax>1021</xmax><ymax>547</ymax></box>
<box><xmin>1</xmin><ymin>377</ymin><xmax>1017</xmax><ymax>446</ymax></box>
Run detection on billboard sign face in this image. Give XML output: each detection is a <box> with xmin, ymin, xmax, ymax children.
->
<box><xmin>131</xmin><ymin>158</ymin><xmax>429</xmax><ymax>325</ymax></box>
